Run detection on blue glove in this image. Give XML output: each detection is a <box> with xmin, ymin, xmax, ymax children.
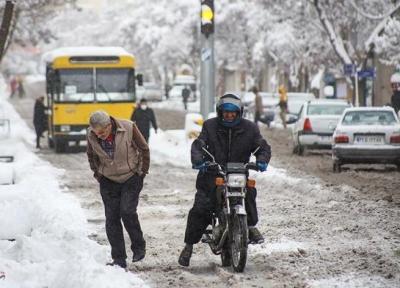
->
<box><xmin>256</xmin><ymin>161</ymin><xmax>268</xmax><ymax>172</ymax></box>
<box><xmin>193</xmin><ymin>161</ymin><xmax>207</xmax><ymax>173</ymax></box>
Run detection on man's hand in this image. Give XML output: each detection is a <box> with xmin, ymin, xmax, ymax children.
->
<box><xmin>256</xmin><ymin>161</ymin><xmax>268</xmax><ymax>172</ymax></box>
<box><xmin>94</xmin><ymin>172</ymin><xmax>102</xmax><ymax>182</ymax></box>
<box><xmin>192</xmin><ymin>161</ymin><xmax>207</xmax><ymax>173</ymax></box>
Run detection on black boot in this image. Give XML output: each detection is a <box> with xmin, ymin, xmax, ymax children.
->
<box><xmin>178</xmin><ymin>244</ymin><xmax>193</xmax><ymax>267</ymax></box>
<box><xmin>132</xmin><ymin>248</ymin><xmax>146</xmax><ymax>262</ymax></box>
<box><xmin>106</xmin><ymin>259</ymin><xmax>127</xmax><ymax>269</ymax></box>
<box><xmin>248</xmin><ymin>227</ymin><xmax>264</xmax><ymax>244</ymax></box>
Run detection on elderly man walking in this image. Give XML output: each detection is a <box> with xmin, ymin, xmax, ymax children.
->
<box><xmin>86</xmin><ymin>110</ymin><xmax>149</xmax><ymax>269</ymax></box>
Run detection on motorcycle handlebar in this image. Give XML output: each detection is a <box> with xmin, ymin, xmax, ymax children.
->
<box><xmin>246</xmin><ymin>162</ymin><xmax>259</xmax><ymax>171</ymax></box>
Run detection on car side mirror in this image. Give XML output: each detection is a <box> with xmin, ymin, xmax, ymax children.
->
<box><xmin>286</xmin><ymin>115</ymin><xmax>298</xmax><ymax>124</ymax></box>
<box><xmin>136</xmin><ymin>74</ymin><xmax>143</xmax><ymax>86</ymax></box>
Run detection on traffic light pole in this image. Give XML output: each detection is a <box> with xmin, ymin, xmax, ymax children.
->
<box><xmin>200</xmin><ymin>33</ymin><xmax>215</xmax><ymax>119</ymax></box>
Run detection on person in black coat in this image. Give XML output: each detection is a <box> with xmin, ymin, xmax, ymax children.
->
<box><xmin>33</xmin><ymin>96</ymin><xmax>48</xmax><ymax>149</ymax></box>
<box><xmin>178</xmin><ymin>93</ymin><xmax>272</xmax><ymax>267</ymax></box>
<box><xmin>390</xmin><ymin>74</ymin><xmax>400</xmax><ymax>115</ymax></box>
<box><xmin>130</xmin><ymin>99</ymin><xmax>158</xmax><ymax>143</ymax></box>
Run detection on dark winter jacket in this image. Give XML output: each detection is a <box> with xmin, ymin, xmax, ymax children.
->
<box><xmin>130</xmin><ymin>107</ymin><xmax>158</xmax><ymax>139</ymax></box>
<box><xmin>33</xmin><ymin>100</ymin><xmax>47</xmax><ymax>133</ymax></box>
<box><xmin>391</xmin><ymin>92</ymin><xmax>400</xmax><ymax>114</ymax></box>
<box><xmin>191</xmin><ymin>117</ymin><xmax>271</xmax><ymax>168</ymax></box>
<box><xmin>182</xmin><ymin>88</ymin><xmax>190</xmax><ymax>102</ymax></box>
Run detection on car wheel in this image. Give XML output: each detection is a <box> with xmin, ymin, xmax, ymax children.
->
<box><xmin>333</xmin><ymin>161</ymin><xmax>341</xmax><ymax>173</ymax></box>
<box><xmin>297</xmin><ymin>144</ymin><xmax>304</xmax><ymax>156</ymax></box>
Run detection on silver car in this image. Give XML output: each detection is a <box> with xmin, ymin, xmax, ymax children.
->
<box><xmin>292</xmin><ymin>99</ymin><xmax>351</xmax><ymax>155</ymax></box>
<box><xmin>137</xmin><ymin>82</ymin><xmax>163</xmax><ymax>102</ymax></box>
<box><xmin>332</xmin><ymin>107</ymin><xmax>400</xmax><ymax>172</ymax></box>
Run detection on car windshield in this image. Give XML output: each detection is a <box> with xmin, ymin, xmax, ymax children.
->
<box><xmin>307</xmin><ymin>104</ymin><xmax>349</xmax><ymax>116</ymax></box>
<box><xmin>342</xmin><ymin>111</ymin><xmax>397</xmax><ymax>125</ymax></box>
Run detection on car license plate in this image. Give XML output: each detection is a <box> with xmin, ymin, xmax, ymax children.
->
<box><xmin>320</xmin><ymin>136</ymin><xmax>332</xmax><ymax>142</ymax></box>
<box><xmin>354</xmin><ymin>135</ymin><xmax>384</xmax><ymax>144</ymax></box>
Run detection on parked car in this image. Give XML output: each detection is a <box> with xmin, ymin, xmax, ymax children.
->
<box><xmin>136</xmin><ymin>82</ymin><xmax>163</xmax><ymax>102</ymax></box>
<box><xmin>242</xmin><ymin>91</ymin><xmax>315</xmax><ymax>125</ymax></box>
<box><xmin>332</xmin><ymin>106</ymin><xmax>400</xmax><ymax>172</ymax></box>
<box><xmin>246</xmin><ymin>92</ymin><xmax>279</xmax><ymax>123</ymax></box>
<box><xmin>292</xmin><ymin>99</ymin><xmax>351</xmax><ymax>155</ymax></box>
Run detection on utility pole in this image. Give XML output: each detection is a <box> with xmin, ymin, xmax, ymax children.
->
<box><xmin>200</xmin><ymin>0</ymin><xmax>215</xmax><ymax>119</ymax></box>
<box><xmin>0</xmin><ymin>0</ymin><xmax>15</xmax><ymax>62</ymax></box>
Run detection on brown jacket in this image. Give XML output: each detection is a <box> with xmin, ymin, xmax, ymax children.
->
<box><xmin>87</xmin><ymin>117</ymin><xmax>150</xmax><ymax>183</ymax></box>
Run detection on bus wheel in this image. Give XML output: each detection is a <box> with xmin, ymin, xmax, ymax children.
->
<box><xmin>48</xmin><ymin>137</ymin><xmax>54</xmax><ymax>148</ymax></box>
<box><xmin>55</xmin><ymin>139</ymin><xmax>67</xmax><ymax>153</ymax></box>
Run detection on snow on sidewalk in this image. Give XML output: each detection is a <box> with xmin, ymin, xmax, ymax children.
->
<box><xmin>0</xmin><ymin>77</ymin><xmax>147</xmax><ymax>287</ymax></box>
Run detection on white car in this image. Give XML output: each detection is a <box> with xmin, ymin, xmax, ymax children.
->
<box><xmin>292</xmin><ymin>99</ymin><xmax>351</xmax><ymax>155</ymax></box>
<box><xmin>332</xmin><ymin>107</ymin><xmax>400</xmax><ymax>172</ymax></box>
<box><xmin>136</xmin><ymin>82</ymin><xmax>163</xmax><ymax>102</ymax></box>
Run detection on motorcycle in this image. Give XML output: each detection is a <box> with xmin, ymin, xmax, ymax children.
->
<box><xmin>200</xmin><ymin>146</ymin><xmax>260</xmax><ymax>272</ymax></box>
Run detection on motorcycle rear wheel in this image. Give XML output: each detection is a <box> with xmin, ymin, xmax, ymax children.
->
<box><xmin>230</xmin><ymin>213</ymin><xmax>248</xmax><ymax>272</ymax></box>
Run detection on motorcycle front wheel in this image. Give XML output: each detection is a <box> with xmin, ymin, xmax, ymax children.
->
<box><xmin>230</xmin><ymin>212</ymin><xmax>248</xmax><ymax>272</ymax></box>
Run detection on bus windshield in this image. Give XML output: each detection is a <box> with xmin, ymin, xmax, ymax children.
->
<box><xmin>58</xmin><ymin>69</ymin><xmax>94</xmax><ymax>102</ymax></box>
<box><xmin>55</xmin><ymin>68</ymin><xmax>134</xmax><ymax>102</ymax></box>
<box><xmin>96</xmin><ymin>68</ymin><xmax>134</xmax><ymax>101</ymax></box>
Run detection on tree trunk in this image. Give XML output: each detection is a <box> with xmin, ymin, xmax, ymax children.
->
<box><xmin>0</xmin><ymin>0</ymin><xmax>15</xmax><ymax>62</ymax></box>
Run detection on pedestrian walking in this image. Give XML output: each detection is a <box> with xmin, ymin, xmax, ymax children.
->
<box><xmin>17</xmin><ymin>76</ymin><xmax>25</xmax><ymax>98</ymax></box>
<box><xmin>278</xmin><ymin>85</ymin><xmax>288</xmax><ymax>129</ymax></box>
<box><xmin>130</xmin><ymin>99</ymin><xmax>158</xmax><ymax>143</ymax></box>
<box><xmin>253</xmin><ymin>86</ymin><xmax>263</xmax><ymax>125</ymax></box>
<box><xmin>390</xmin><ymin>73</ymin><xmax>400</xmax><ymax>116</ymax></box>
<box><xmin>9</xmin><ymin>76</ymin><xmax>17</xmax><ymax>98</ymax></box>
<box><xmin>182</xmin><ymin>85</ymin><xmax>190</xmax><ymax>111</ymax></box>
<box><xmin>33</xmin><ymin>96</ymin><xmax>47</xmax><ymax>149</ymax></box>
<box><xmin>86</xmin><ymin>110</ymin><xmax>150</xmax><ymax>269</ymax></box>
<box><xmin>165</xmin><ymin>83</ymin><xmax>171</xmax><ymax>100</ymax></box>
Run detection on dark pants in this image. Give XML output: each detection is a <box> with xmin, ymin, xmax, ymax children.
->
<box><xmin>34</xmin><ymin>126</ymin><xmax>43</xmax><ymax>148</ymax></box>
<box><xmin>100</xmin><ymin>174</ymin><xmax>145</xmax><ymax>262</ymax></box>
<box><xmin>184</xmin><ymin>172</ymin><xmax>259</xmax><ymax>245</ymax></box>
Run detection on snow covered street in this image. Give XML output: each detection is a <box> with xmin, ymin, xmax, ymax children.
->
<box><xmin>2</xmin><ymin>90</ymin><xmax>398</xmax><ymax>287</ymax></box>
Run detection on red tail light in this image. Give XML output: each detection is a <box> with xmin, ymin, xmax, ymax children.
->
<box><xmin>334</xmin><ymin>135</ymin><xmax>349</xmax><ymax>143</ymax></box>
<box><xmin>303</xmin><ymin>118</ymin><xmax>312</xmax><ymax>132</ymax></box>
<box><xmin>390</xmin><ymin>135</ymin><xmax>400</xmax><ymax>144</ymax></box>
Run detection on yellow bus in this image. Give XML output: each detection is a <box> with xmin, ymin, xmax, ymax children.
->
<box><xmin>44</xmin><ymin>47</ymin><xmax>142</xmax><ymax>152</ymax></box>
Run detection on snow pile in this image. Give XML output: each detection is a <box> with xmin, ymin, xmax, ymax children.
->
<box><xmin>0</xmin><ymin>77</ymin><xmax>146</xmax><ymax>287</ymax></box>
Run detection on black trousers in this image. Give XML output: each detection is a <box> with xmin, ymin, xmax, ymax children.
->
<box><xmin>100</xmin><ymin>174</ymin><xmax>145</xmax><ymax>262</ymax></box>
<box><xmin>34</xmin><ymin>127</ymin><xmax>44</xmax><ymax>148</ymax></box>
<box><xmin>184</xmin><ymin>172</ymin><xmax>259</xmax><ymax>245</ymax></box>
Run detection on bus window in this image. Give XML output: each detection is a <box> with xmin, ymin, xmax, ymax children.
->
<box><xmin>57</xmin><ymin>69</ymin><xmax>94</xmax><ymax>102</ymax></box>
<box><xmin>96</xmin><ymin>68</ymin><xmax>134</xmax><ymax>102</ymax></box>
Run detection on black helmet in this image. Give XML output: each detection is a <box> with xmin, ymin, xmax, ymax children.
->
<box><xmin>216</xmin><ymin>93</ymin><xmax>243</xmax><ymax>127</ymax></box>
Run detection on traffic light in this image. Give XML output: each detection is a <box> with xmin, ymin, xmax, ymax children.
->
<box><xmin>201</xmin><ymin>0</ymin><xmax>214</xmax><ymax>37</ymax></box>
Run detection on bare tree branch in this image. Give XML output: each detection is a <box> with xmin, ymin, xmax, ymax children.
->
<box><xmin>312</xmin><ymin>0</ymin><xmax>352</xmax><ymax>65</ymax></box>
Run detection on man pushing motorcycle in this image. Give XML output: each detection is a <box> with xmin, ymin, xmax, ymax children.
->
<box><xmin>178</xmin><ymin>93</ymin><xmax>271</xmax><ymax>267</ymax></box>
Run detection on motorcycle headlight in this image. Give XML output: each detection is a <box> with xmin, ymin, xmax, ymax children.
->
<box><xmin>60</xmin><ymin>125</ymin><xmax>70</xmax><ymax>132</ymax></box>
<box><xmin>227</xmin><ymin>174</ymin><xmax>246</xmax><ymax>188</ymax></box>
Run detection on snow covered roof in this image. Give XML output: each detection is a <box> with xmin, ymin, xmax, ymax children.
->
<box><xmin>42</xmin><ymin>46</ymin><xmax>133</xmax><ymax>62</ymax></box>
<box><xmin>345</xmin><ymin>106</ymin><xmax>395</xmax><ymax>112</ymax></box>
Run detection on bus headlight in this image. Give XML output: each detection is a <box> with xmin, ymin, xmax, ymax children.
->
<box><xmin>227</xmin><ymin>174</ymin><xmax>246</xmax><ymax>187</ymax></box>
<box><xmin>60</xmin><ymin>125</ymin><xmax>71</xmax><ymax>132</ymax></box>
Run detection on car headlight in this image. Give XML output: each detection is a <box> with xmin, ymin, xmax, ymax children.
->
<box><xmin>60</xmin><ymin>125</ymin><xmax>70</xmax><ymax>132</ymax></box>
<box><xmin>227</xmin><ymin>174</ymin><xmax>246</xmax><ymax>187</ymax></box>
